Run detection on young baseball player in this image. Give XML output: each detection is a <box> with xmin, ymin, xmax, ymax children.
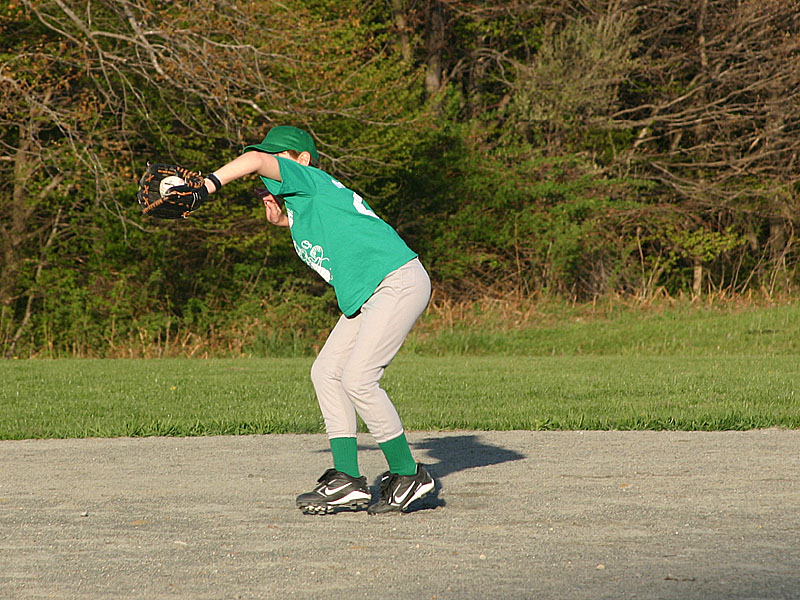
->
<box><xmin>172</xmin><ymin>126</ymin><xmax>434</xmax><ymax>514</ymax></box>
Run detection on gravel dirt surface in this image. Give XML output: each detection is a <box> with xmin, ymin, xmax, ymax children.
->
<box><xmin>1</xmin><ymin>430</ymin><xmax>798</xmax><ymax>600</ymax></box>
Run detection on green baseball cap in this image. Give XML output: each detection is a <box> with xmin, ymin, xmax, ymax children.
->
<box><xmin>243</xmin><ymin>125</ymin><xmax>319</xmax><ymax>163</ymax></box>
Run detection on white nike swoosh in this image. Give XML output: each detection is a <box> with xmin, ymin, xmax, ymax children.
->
<box><xmin>393</xmin><ymin>484</ymin><xmax>414</xmax><ymax>505</ymax></box>
<box><xmin>323</xmin><ymin>483</ymin><xmax>350</xmax><ymax>496</ymax></box>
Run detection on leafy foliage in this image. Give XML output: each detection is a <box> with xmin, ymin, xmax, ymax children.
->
<box><xmin>2</xmin><ymin>0</ymin><xmax>800</xmax><ymax>356</ymax></box>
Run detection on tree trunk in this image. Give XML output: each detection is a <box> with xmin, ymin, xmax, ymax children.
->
<box><xmin>768</xmin><ymin>216</ymin><xmax>787</xmax><ymax>270</ymax></box>
<box><xmin>692</xmin><ymin>257</ymin><xmax>703</xmax><ymax>296</ymax></box>
<box><xmin>391</xmin><ymin>0</ymin><xmax>412</xmax><ymax>62</ymax></box>
<box><xmin>424</xmin><ymin>0</ymin><xmax>445</xmax><ymax>95</ymax></box>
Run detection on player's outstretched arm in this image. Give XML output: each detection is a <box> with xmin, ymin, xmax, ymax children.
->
<box><xmin>207</xmin><ymin>151</ymin><xmax>282</xmax><ymax>192</ymax></box>
<box><xmin>137</xmin><ymin>152</ymin><xmax>284</xmax><ymax>220</ymax></box>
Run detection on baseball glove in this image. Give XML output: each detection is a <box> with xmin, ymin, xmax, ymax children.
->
<box><xmin>137</xmin><ymin>163</ymin><xmax>208</xmax><ymax>219</ymax></box>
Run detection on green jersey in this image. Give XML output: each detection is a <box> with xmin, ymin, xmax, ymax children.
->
<box><xmin>261</xmin><ymin>157</ymin><xmax>417</xmax><ymax>316</ymax></box>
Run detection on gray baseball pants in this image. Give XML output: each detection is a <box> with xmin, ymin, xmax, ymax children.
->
<box><xmin>310</xmin><ymin>257</ymin><xmax>431</xmax><ymax>443</ymax></box>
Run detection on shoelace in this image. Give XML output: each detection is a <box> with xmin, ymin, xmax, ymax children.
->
<box><xmin>319</xmin><ymin>468</ymin><xmax>340</xmax><ymax>482</ymax></box>
<box><xmin>314</xmin><ymin>468</ymin><xmax>344</xmax><ymax>489</ymax></box>
<box><xmin>378</xmin><ymin>472</ymin><xmax>401</xmax><ymax>500</ymax></box>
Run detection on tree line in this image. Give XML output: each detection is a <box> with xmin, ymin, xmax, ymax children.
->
<box><xmin>1</xmin><ymin>0</ymin><xmax>799</xmax><ymax>357</ymax></box>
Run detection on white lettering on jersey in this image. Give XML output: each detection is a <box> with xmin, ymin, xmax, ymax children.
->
<box><xmin>352</xmin><ymin>192</ymin><xmax>378</xmax><ymax>219</ymax></box>
<box><xmin>331</xmin><ymin>178</ymin><xmax>378</xmax><ymax>219</ymax></box>
<box><xmin>293</xmin><ymin>239</ymin><xmax>332</xmax><ymax>282</ymax></box>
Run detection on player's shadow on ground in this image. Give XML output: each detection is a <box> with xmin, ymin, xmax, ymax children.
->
<box><xmin>400</xmin><ymin>434</ymin><xmax>526</xmax><ymax>512</ymax></box>
<box><xmin>412</xmin><ymin>434</ymin><xmax>526</xmax><ymax>480</ymax></box>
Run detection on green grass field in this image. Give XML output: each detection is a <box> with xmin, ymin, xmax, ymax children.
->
<box><xmin>2</xmin><ymin>302</ymin><xmax>799</xmax><ymax>439</ymax></box>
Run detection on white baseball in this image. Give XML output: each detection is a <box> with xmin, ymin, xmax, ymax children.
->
<box><xmin>159</xmin><ymin>175</ymin><xmax>185</xmax><ymax>198</ymax></box>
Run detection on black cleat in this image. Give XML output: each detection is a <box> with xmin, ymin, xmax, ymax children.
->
<box><xmin>367</xmin><ymin>463</ymin><xmax>435</xmax><ymax>514</ymax></box>
<box><xmin>296</xmin><ymin>468</ymin><xmax>371</xmax><ymax>515</ymax></box>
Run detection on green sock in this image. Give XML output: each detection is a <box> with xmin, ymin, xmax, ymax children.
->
<box><xmin>379</xmin><ymin>433</ymin><xmax>418</xmax><ymax>476</ymax></box>
<box><xmin>329</xmin><ymin>437</ymin><xmax>360</xmax><ymax>478</ymax></box>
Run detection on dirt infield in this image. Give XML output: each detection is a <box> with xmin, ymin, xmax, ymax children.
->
<box><xmin>1</xmin><ymin>430</ymin><xmax>798</xmax><ymax>599</ymax></box>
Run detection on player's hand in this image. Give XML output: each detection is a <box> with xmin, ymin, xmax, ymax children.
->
<box><xmin>262</xmin><ymin>193</ymin><xmax>288</xmax><ymax>227</ymax></box>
